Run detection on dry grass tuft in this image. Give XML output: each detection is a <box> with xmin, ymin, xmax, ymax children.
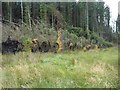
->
<box><xmin>90</xmin><ymin>62</ymin><xmax>106</xmax><ymax>75</ymax></box>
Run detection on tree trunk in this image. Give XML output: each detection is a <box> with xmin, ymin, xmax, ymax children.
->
<box><xmin>86</xmin><ymin>1</ymin><xmax>89</xmax><ymax>39</ymax></box>
<box><xmin>21</xmin><ymin>1</ymin><xmax>23</xmax><ymax>25</ymax></box>
<box><xmin>24</xmin><ymin>3</ymin><xmax>32</xmax><ymax>31</ymax></box>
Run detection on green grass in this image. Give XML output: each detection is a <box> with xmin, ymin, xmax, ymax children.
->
<box><xmin>0</xmin><ymin>47</ymin><xmax>119</xmax><ymax>88</ymax></box>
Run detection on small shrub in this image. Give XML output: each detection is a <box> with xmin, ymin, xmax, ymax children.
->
<box><xmin>20</xmin><ymin>36</ymin><xmax>33</xmax><ymax>51</ymax></box>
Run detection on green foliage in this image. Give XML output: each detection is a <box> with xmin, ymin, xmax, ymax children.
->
<box><xmin>67</xmin><ymin>27</ymin><xmax>86</xmax><ymax>37</ymax></box>
<box><xmin>20</xmin><ymin>36</ymin><xmax>32</xmax><ymax>44</ymax></box>
<box><xmin>20</xmin><ymin>36</ymin><xmax>32</xmax><ymax>51</ymax></box>
<box><xmin>91</xmin><ymin>32</ymin><xmax>113</xmax><ymax>47</ymax></box>
<box><xmin>63</xmin><ymin>30</ymin><xmax>80</xmax><ymax>45</ymax></box>
<box><xmin>39</xmin><ymin>3</ymin><xmax>47</xmax><ymax>20</ymax></box>
<box><xmin>102</xmin><ymin>41</ymin><xmax>113</xmax><ymax>47</ymax></box>
<box><xmin>67</xmin><ymin>27</ymin><xmax>114</xmax><ymax>48</ymax></box>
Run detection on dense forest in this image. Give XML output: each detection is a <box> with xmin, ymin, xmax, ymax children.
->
<box><xmin>1</xmin><ymin>1</ymin><xmax>119</xmax><ymax>51</ymax></box>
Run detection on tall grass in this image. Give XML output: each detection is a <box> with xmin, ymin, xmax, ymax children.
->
<box><xmin>1</xmin><ymin>47</ymin><xmax>119</xmax><ymax>88</ymax></box>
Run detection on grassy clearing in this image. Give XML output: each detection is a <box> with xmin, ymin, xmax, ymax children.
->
<box><xmin>0</xmin><ymin>47</ymin><xmax>119</xmax><ymax>88</ymax></box>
